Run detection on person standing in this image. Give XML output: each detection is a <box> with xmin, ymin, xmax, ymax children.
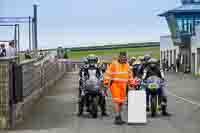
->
<box><xmin>104</xmin><ymin>52</ymin><xmax>136</xmax><ymax>125</ymax></box>
<box><xmin>176</xmin><ymin>54</ymin><xmax>181</xmax><ymax>72</ymax></box>
<box><xmin>6</xmin><ymin>41</ymin><xmax>16</xmax><ymax>57</ymax></box>
<box><xmin>0</xmin><ymin>44</ymin><xmax>6</xmax><ymax>57</ymax></box>
<box><xmin>25</xmin><ymin>49</ymin><xmax>32</xmax><ymax>59</ymax></box>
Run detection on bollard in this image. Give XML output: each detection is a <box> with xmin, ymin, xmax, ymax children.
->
<box><xmin>75</xmin><ymin>64</ymin><xmax>78</xmax><ymax>71</ymax></box>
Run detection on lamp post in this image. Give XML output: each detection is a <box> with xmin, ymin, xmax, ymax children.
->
<box><xmin>33</xmin><ymin>4</ymin><xmax>38</xmax><ymax>57</ymax></box>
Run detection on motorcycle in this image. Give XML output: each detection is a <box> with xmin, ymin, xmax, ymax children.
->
<box><xmin>145</xmin><ymin>76</ymin><xmax>165</xmax><ymax>117</ymax></box>
<box><xmin>134</xmin><ymin>77</ymin><xmax>146</xmax><ymax>90</ymax></box>
<box><xmin>78</xmin><ymin>69</ymin><xmax>103</xmax><ymax>118</ymax></box>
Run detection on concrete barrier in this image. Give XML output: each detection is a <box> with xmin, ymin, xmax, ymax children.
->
<box><xmin>0</xmin><ymin>56</ymin><xmax>82</xmax><ymax>130</ymax></box>
<box><xmin>0</xmin><ymin>57</ymin><xmax>68</xmax><ymax>130</ymax></box>
<box><xmin>14</xmin><ymin>58</ymin><xmax>67</xmax><ymax>128</ymax></box>
<box><xmin>0</xmin><ymin>57</ymin><xmax>17</xmax><ymax>129</ymax></box>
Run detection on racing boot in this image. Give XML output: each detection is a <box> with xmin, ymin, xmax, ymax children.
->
<box><xmin>114</xmin><ymin>116</ymin><xmax>125</xmax><ymax>125</ymax></box>
<box><xmin>114</xmin><ymin>116</ymin><xmax>121</xmax><ymax>125</ymax></box>
<box><xmin>86</xmin><ymin>97</ymin><xmax>90</xmax><ymax>112</ymax></box>
<box><xmin>114</xmin><ymin>115</ymin><xmax>125</xmax><ymax>125</ymax></box>
<box><xmin>86</xmin><ymin>102</ymin><xmax>91</xmax><ymax>112</ymax></box>
<box><xmin>101</xmin><ymin>105</ymin><xmax>109</xmax><ymax>117</ymax></box>
<box><xmin>77</xmin><ymin>100</ymin><xmax>84</xmax><ymax>116</ymax></box>
<box><xmin>102</xmin><ymin>112</ymin><xmax>109</xmax><ymax>117</ymax></box>
<box><xmin>161</xmin><ymin>97</ymin><xmax>171</xmax><ymax>116</ymax></box>
<box><xmin>146</xmin><ymin>106</ymin><xmax>150</xmax><ymax>112</ymax></box>
<box><xmin>99</xmin><ymin>95</ymin><xmax>109</xmax><ymax>117</ymax></box>
<box><xmin>101</xmin><ymin>104</ymin><xmax>109</xmax><ymax>117</ymax></box>
<box><xmin>146</xmin><ymin>97</ymin><xmax>150</xmax><ymax>112</ymax></box>
<box><xmin>158</xmin><ymin>96</ymin><xmax>162</xmax><ymax>111</ymax></box>
<box><xmin>146</xmin><ymin>90</ymin><xmax>150</xmax><ymax>112</ymax></box>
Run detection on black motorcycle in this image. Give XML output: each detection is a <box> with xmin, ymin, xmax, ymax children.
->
<box><xmin>78</xmin><ymin>69</ymin><xmax>102</xmax><ymax>118</ymax></box>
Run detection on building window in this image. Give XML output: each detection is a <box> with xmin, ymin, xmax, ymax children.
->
<box><xmin>182</xmin><ymin>0</ymin><xmax>200</xmax><ymax>4</ymax></box>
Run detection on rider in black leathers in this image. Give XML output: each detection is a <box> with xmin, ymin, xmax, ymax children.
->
<box><xmin>78</xmin><ymin>55</ymin><xmax>108</xmax><ymax>116</ymax></box>
<box><xmin>142</xmin><ymin>57</ymin><xmax>170</xmax><ymax>116</ymax></box>
<box><xmin>79</xmin><ymin>57</ymin><xmax>88</xmax><ymax>97</ymax></box>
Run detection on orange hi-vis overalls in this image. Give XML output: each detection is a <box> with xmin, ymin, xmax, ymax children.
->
<box><xmin>104</xmin><ymin>61</ymin><xmax>135</xmax><ymax>103</ymax></box>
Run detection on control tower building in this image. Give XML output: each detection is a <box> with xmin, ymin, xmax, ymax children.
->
<box><xmin>159</xmin><ymin>0</ymin><xmax>200</xmax><ymax>74</ymax></box>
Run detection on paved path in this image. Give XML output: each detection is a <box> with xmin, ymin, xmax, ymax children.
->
<box><xmin>9</xmin><ymin>72</ymin><xmax>200</xmax><ymax>133</ymax></box>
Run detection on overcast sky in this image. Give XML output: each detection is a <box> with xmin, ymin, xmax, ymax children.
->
<box><xmin>0</xmin><ymin>0</ymin><xmax>182</xmax><ymax>49</ymax></box>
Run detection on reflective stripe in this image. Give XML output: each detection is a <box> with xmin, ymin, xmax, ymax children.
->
<box><xmin>104</xmin><ymin>74</ymin><xmax>111</xmax><ymax>77</ymax></box>
<box><xmin>115</xmin><ymin>63</ymin><xmax>119</xmax><ymax>73</ymax></box>
<box><xmin>112</xmin><ymin>97</ymin><xmax>128</xmax><ymax>99</ymax></box>
<box><xmin>112</xmin><ymin>98</ymin><xmax>127</xmax><ymax>102</ymax></box>
<box><xmin>106</xmin><ymin>70</ymin><xmax>111</xmax><ymax>73</ymax></box>
<box><xmin>111</xmin><ymin>78</ymin><xmax>128</xmax><ymax>81</ymax></box>
<box><xmin>104</xmin><ymin>77</ymin><xmax>111</xmax><ymax>80</ymax></box>
<box><xmin>105</xmin><ymin>72</ymin><xmax>112</xmax><ymax>75</ymax></box>
<box><xmin>111</xmin><ymin>72</ymin><xmax>128</xmax><ymax>74</ymax></box>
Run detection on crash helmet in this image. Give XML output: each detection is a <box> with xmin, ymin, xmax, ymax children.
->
<box><xmin>97</xmin><ymin>57</ymin><xmax>101</xmax><ymax>64</ymax></box>
<box><xmin>148</xmin><ymin>58</ymin><xmax>159</xmax><ymax>68</ymax></box>
<box><xmin>87</xmin><ymin>54</ymin><xmax>98</xmax><ymax>64</ymax></box>
<box><xmin>137</xmin><ymin>56</ymin><xmax>144</xmax><ymax>62</ymax></box>
<box><xmin>144</xmin><ymin>53</ymin><xmax>151</xmax><ymax>62</ymax></box>
<box><xmin>83</xmin><ymin>57</ymin><xmax>88</xmax><ymax>64</ymax></box>
<box><xmin>129</xmin><ymin>56</ymin><xmax>136</xmax><ymax>65</ymax></box>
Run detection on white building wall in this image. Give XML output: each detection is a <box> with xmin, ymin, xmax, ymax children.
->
<box><xmin>160</xmin><ymin>25</ymin><xmax>200</xmax><ymax>74</ymax></box>
<box><xmin>191</xmin><ymin>24</ymin><xmax>200</xmax><ymax>75</ymax></box>
<box><xmin>191</xmin><ymin>25</ymin><xmax>200</xmax><ymax>50</ymax></box>
<box><xmin>160</xmin><ymin>35</ymin><xmax>174</xmax><ymax>50</ymax></box>
<box><xmin>160</xmin><ymin>36</ymin><xmax>179</xmax><ymax>68</ymax></box>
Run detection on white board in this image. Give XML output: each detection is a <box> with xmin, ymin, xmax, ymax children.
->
<box><xmin>128</xmin><ymin>90</ymin><xmax>147</xmax><ymax>124</ymax></box>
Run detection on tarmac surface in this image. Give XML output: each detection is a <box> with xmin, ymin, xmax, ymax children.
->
<box><xmin>9</xmin><ymin>72</ymin><xmax>200</xmax><ymax>133</ymax></box>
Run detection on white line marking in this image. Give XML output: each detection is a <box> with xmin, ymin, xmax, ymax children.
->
<box><xmin>167</xmin><ymin>91</ymin><xmax>200</xmax><ymax>107</ymax></box>
<box><xmin>66</xmin><ymin>72</ymin><xmax>79</xmax><ymax>74</ymax></box>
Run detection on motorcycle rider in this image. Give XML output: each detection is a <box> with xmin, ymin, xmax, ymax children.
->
<box><xmin>132</xmin><ymin>56</ymin><xmax>145</xmax><ymax>79</ymax></box>
<box><xmin>79</xmin><ymin>54</ymin><xmax>108</xmax><ymax>116</ymax></box>
<box><xmin>129</xmin><ymin>56</ymin><xmax>136</xmax><ymax>66</ymax></box>
<box><xmin>142</xmin><ymin>57</ymin><xmax>170</xmax><ymax>116</ymax></box>
<box><xmin>79</xmin><ymin>57</ymin><xmax>88</xmax><ymax>97</ymax></box>
<box><xmin>143</xmin><ymin>53</ymin><xmax>151</xmax><ymax>63</ymax></box>
<box><xmin>97</xmin><ymin>57</ymin><xmax>109</xmax><ymax>116</ymax></box>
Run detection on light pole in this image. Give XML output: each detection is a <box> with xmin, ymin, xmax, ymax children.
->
<box><xmin>33</xmin><ymin>4</ymin><xmax>38</xmax><ymax>56</ymax></box>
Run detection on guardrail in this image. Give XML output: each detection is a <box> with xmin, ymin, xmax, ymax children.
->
<box><xmin>0</xmin><ymin>56</ymin><xmax>69</xmax><ymax>129</ymax></box>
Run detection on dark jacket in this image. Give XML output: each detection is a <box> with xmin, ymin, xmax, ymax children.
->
<box><xmin>0</xmin><ymin>48</ymin><xmax>6</xmax><ymax>57</ymax></box>
<box><xmin>143</xmin><ymin>62</ymin><xmax>164</xmax><ymax>80</ymax></box>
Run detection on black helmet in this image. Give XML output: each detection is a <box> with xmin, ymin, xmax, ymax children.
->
<box><xmin>148</xmin><ymin>58</ymin><xmax>158</xmax><ymax>68</ymax></box>
<box><xmin>144</xmin><ymin>54</ymin><xmax>151</xmax><ymax>62</ymax></box>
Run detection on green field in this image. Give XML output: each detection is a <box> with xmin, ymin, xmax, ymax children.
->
<box><xmin>68</xmin><ymin>46</ymin><xmax>160</xmax><ymax>60</ymax></box>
